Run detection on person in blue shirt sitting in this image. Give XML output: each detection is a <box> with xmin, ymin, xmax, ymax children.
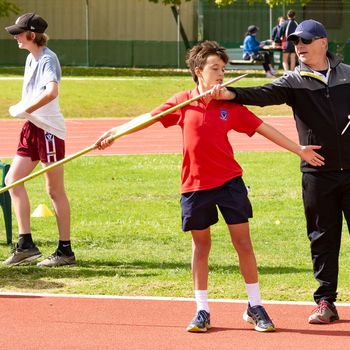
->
<box><xmin>243</xmin><ymin>25</ymin><xmax>276</xmax><ymax>77</ymax></box>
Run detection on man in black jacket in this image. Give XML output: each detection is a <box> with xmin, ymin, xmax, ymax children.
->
<box><xmin>215</xmin><ymin>19</ymin><xmax>350</xmax><ymax>324</ymax></box>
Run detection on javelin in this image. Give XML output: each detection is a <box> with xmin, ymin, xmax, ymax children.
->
<box><xmin>341</xmin><ymin>115</ymin><xmax>350</xmax><ymax>135</ymax></box>
<box><xmin>0</xmin><ymin>74</ymin><xmax>247</xmax><ymax>194</ymax></box>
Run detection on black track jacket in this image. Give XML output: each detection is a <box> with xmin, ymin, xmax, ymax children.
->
<box><xmin>231</xmin><ymin>52</ymin><xmax>350</xmax><ymax>172</ymax></box>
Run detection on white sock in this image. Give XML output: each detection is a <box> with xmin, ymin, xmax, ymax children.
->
<box><xmin>195</xmin><ymin>290</ymin><xmax>209</xmax><ymax>312</ymax></box>
<box><xmin>246</xmin><ymin>282</ymin><xmax>262</xmax><ymax>307</ymax></box>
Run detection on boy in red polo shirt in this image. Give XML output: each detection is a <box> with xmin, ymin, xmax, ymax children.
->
<box><xmin>95</xmin><ymin>41</ymin><xmax>324</xmax><ymax>332</ymax></box>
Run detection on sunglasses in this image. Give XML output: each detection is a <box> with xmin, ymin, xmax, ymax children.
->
<box><xmin>292</xmin><ymin>37</ymin><xmax>323</xmax><ymax>45</ymax></box>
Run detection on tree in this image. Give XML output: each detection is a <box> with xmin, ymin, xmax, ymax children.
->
<box><xmin>214</xmin><ymin>0</ymin><xmax>311</xmax><ymax>6</ymax></box>
<box><xmin>149</xmin><ymin>0</ymin><xmax>311</xmax><ymax>7</ymax></box>
<box><xmin>148</xmin><ymin>0</ymin><xmax>191</xmax><ymax>5</ymax></box>
<box><xmin>0</xmin><ymin>0</ymin><xmax>20</xmax><ymax>18</ymax></box>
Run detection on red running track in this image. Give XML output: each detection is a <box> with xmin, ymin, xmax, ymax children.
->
<box><xmin>0</xmin><ymin>117</ymin><xmax>298</xmax><ymax>158</ymax></box>
<box><xmin>1</xmin><ymin>294</ymin><xmax>349</xmax><ymax>350</ymax></box>
<box><xmin>3</xmin><ymin>118</ymin><xmax>347</xmax><ymax>350</ymax></box>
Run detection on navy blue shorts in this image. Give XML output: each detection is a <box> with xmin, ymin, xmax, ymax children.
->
<box><xmin>180</xmin><ymin>177</ymin><xmax>253</xmax><ymax>232</ymax></box>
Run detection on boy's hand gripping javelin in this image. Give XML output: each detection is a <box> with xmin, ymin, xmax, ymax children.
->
<box><xmin>0</xmin><ymin>74</ymin><xmax>247</xmax><ymax>194</ymax></box>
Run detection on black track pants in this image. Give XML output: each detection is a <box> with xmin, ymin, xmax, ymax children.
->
<box><xmin>302</xmin><ymin>171</ymin><xmax>350</xmax><ymax>304</ymax></box>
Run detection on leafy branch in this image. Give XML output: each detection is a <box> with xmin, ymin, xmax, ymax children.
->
<box><xmin>0</xmin><ymin>0</ymin><xmax>20</xmax><ymax>18</ymax></box>
<box><xmin>148</xmin><ymin>0</ymin><xmax>311</xmax><ymax>7</ymax></box>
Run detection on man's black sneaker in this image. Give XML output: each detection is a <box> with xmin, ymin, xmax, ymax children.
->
<box><xmin>3</xmin><ymin>244</ymin><xmax>42</xmax><ymax>266</ymax></box>
<box><xmin>186</xmin><ymin>310</ymin><xmax>211</xmax><ymax>332</ymax></box>
<box><xmin>308</xmin><ymin>300</ymin><xmax>339</xmax><ymax>324</ymax></box>
<box><xmin>243</xmin><ymin>303</ymin><xmax>276</xmax><ymax>332</ymax></box>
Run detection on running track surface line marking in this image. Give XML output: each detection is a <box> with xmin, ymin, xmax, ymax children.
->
<box><xmin>1</xmin><ymin>291</ymin><xmax>350</xmax><ymax>307</ymax></box>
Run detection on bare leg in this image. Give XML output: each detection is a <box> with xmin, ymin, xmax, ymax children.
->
<box><xmin>282</xmin><ymin>52</ymin><xmax>290</xmax><ymax>71</ymax></box>
<box><xmin>44</xmin><ymin>164</ymin><xmax>70</xmax><ymax>241</ymax></box>
<box><xmin>228</xmin><ymin>222</ymin><xmax>258</xmax><ymax>283</ymax></box>
<box><xmin>290</xmin><ymin>53</ymin><xmax>297</xmax><ymax>71</ymax></box>
<box><xmin>186</xmin><ymin>228</ymin><xmax>211</xmax><ymax>331</ymax></box>
<box><xmin>191</xmin><ymin>228</ymin><xmax>211</xmax><ymax>290</ymax></box>
<box><xmin>228</xmin><ymin>225</ymin><xmax>275</xmax><ymax>331</ymax></box>
<box><xmin>5</xmin><ymin>156</ymin><xmax>39</xmax><ymax>234</ymax></box>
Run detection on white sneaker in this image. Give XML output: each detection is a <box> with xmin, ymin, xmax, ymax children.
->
<box><xmin>266</xmin><ymin>72</ymin><xmax>274</xmax><ymax>78</ymax></box>
<box><xmin>270</xmin><ymin>68</ymin><xmax>276</xmax><ymax>75</ymax></box>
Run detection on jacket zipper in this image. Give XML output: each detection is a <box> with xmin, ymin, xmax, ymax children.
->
<box><xmin>325</xmin><ymin>85</ymin><xmax>343</xmax><ymax>170</ymax></box>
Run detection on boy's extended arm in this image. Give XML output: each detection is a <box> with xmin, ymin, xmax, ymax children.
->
<box><xmin>96</xmin><ymin>76</ymin><xmax>249</xmax><ymax>150</ymax></box>
<box><xmin>95</xmin><ymin>113</ymin><xmax>156</xmax><ymax>150</ymax></box>
<box><xmin>95</xmin><ymin>87</ymin><xmax>234</xmax><ymax>150</ymax></box>
<box><xmin>256</xmin><ymin>122</ymin><xmax>325</xmax><ymax>167</ymax></box>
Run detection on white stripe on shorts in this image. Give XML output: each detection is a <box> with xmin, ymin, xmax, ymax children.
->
<box><xmin>44</xmin><ymin>131</ymin><xmax>57</xmax><ymax>163</ymax></box>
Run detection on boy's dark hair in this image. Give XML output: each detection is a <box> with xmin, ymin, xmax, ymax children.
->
<box><xmin>186</xmin><ymin>41</ymin><xmax>228</xmax><ymax>84</ymax></box>
<box><xmin>287</xmin><ymin>9</ymin><xmax>295</xmax><ymax>18</ymax></box>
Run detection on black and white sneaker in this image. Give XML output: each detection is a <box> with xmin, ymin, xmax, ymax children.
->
<box><xmin>243</xmin><ymin>303</ymin><xmax>275</xmax><ymax>332</ymax></box>
<box><xmin>186</xmin><ymin>310</ymin><xmax>211</xmax><ymax>332</ymax></box>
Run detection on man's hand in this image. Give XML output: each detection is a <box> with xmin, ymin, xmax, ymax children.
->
<box><xmin>210</xmin><ymin>84</ymin><xmax>235</xmax><ymax>100</ymax></box>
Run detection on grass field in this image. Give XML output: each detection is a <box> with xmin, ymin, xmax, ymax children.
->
<box><xmin>0</xmin><ymin>69</ymin><xmax>348</xmax><ymax>303</ymax></box>
<box><xmin>0</xmin><ymin>69</ymin><xmax>293</xmax><ymax>119</ymax></box>
<box><xmin>0</xmin><ymin>153</ymin><xmax>349</xmax><ymax>303</ymax></box>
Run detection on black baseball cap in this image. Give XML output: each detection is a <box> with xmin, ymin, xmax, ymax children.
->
<box><xmin>5</xmin><ymin>12</ymin><xmax>48</xmax><ymax>35</ymax></box>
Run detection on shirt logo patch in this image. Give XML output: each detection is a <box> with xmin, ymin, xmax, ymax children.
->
<box><xmin>219</xmin><ymin>109</ymin><xmax>228</xmax><ymax>121</ymax></box>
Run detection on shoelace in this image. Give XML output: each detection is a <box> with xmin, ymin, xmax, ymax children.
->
<box><xmin>46</xmin><ymin>252</ymin><xmax>59</xmax><ymax>260</ymax></box>
<box><xmin>196</xmin><ymin>310</ymin><xmax>209</xmax><ymax>323</ymax></box>
<box><xmin>312</xmin><ymin>300</ymin><xmax>329</xmax><ymax>314</ymax></box>
<box><xmin>252</xmin><ymin>306</ymin><xmax>271</xmax><ymax>322</ymax></box>
<box><xmin>11</xmin><ymin>245</ymin><xmax>29</xmax><ymax>254</ymax></box>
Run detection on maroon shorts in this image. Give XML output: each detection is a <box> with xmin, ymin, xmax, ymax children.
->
<box><xmin>17</xmin><ymin>121</ymin><xmax>65</xmax><ymax>163</ymax></box>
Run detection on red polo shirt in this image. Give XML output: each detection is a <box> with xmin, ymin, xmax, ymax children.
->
<box><xmin>151</xmin><ymin>88</ymin><xmax>263</xmax><ymax>193</ymax></box>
